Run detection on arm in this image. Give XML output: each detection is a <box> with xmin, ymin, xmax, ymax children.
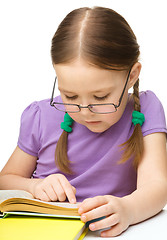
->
<box><xmin>78</xmin><ymin>132</ymin><xmax>167</xmax><ymax>237</ymax></box>
<box><xmin>0</xmin><ymin>146</ymin><xmax>76</xmax><ymax>203</ymax></box>
<box><xmin>0</xmin><ymin>146</ymin><xmax>38</xmax><ymax>192</ymax></box>
<box><xmin>123</xmin><ymin>132</ymin><xmax>167</xmax><ymax>223</ymax></box>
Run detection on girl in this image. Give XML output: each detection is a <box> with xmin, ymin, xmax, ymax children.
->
<box><xmin>0</xmin><ymin>6</ymin><xmax>167</xmax><ymax>237</ymax></box>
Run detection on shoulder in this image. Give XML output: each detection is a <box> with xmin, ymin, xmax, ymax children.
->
<box><xmin>21</xmin><ymin>95</ymin><xmax>62</xmax><ymax>118</ymax></box>
<box><xmin>20</xmin><ymin>95</ymin><xmax>65</xmax><ymax>132</ymax></box>
<box><xmin>19</xmin><ymin>95</ymin><xmax>64</xmax><ymax>134</ymax></box>
<box><xmin>139</xmin><ymin>90</ymin><xmax>162</xmax><ymax>106</ymax></box>
<box><xmin>30</xmin><ymin>95</ymin><xmax>62</xmax><ymax>111</ymax></box>
<box><xmin>139</xmin><ymin>90</ymin><xmax>167</xmax><ymax>136</ymax></box>
<box><xmin>139</xmin><ymin>90</ymin><xmax>165</xmax><ymax>117</ymax></box>
<box><xmin>18</xmin><ymin>95</ymin><xmax>64</xmax><ymax>156</ymax></box>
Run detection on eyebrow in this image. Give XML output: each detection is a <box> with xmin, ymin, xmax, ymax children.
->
<box><xmin>58</xmin><ymin>88</ymin><xmax>77</xmax><ymax>94</ymax></box>
<box><xmin>58</xmin><ymin>87</ymin><xmax>113</xmax><ymax>94</ymax></box>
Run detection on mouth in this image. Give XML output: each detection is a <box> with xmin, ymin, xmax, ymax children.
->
<box><xmin>85</xmin><ymin>121</ymin><xmax>101</xmax><ymax>125</ymax></box>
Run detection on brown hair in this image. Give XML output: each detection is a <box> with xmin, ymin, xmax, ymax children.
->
<box><xmin>51</xmin><ymin>7</ymin><xmax>143</xmax><ymax>174</ymax></box>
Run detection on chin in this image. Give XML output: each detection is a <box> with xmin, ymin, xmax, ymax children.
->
<box><xmin>86</xmin><ymin>125</ymin><xmax>110</xmax><ymax>133</ymax></box>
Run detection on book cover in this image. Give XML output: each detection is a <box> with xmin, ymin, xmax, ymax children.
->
<box><xmin>0</xmin><ymin>215</ymin><xmax>88</xmax><ymax>240</ymax></box>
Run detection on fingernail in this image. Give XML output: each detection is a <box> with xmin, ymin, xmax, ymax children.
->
<box><xmin>71</xmin><ymin>198</ymin><xmax>76</xmax><ymax>204</ymax></box>
<box><xmin>90</xmin><ymin>224</ymin><xmax>95</xmax><ymax>231</ymax></box>
<box><xmin>81</xmin><ymin>214</ymin><xmax>86</xmax><ymax>222</ymax></box>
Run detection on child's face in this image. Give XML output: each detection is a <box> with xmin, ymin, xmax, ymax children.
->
<box><xmin>54</xmin><ymin>59</ymin><xmax>130</xmax><ymax>133</ymax></box>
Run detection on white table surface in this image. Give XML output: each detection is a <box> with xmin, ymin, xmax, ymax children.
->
<box><xmin>84</xmin><ymin>206</ymin><xmax>167</xmax><ymax>239</ymax></box>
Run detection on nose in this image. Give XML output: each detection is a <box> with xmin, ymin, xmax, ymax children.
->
<box><xmin>80</xmin><ymin>105</ymin><xmax>95</xmax><ymax>119</ymax></box>
<box><xmin>79</xmin><ymin>104</ymin><xmax>93</xmax><ymax>116</ymax></box>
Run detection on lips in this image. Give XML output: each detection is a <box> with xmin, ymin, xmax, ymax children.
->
<box><xmin>85</xmin><ymin>121</ymin><xmax>101</xmax><ymax>124</ymax></box>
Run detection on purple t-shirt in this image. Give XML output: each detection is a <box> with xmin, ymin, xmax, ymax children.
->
<box><xmin>17</xmin><ymin>91</ymin><xmax>167</xmax><ymax>202</ymax></box>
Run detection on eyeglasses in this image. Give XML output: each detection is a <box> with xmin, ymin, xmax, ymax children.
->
<box><xmin>50</xmin><ymin>69</ymin><xmax>131</xmax><ymax>114</ymax></box>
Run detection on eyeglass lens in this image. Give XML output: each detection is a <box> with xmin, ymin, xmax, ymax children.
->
<box><xmin>53</xmin><ymin>103</ymin><xmax>116</xmax><ymax>113</ymax></box>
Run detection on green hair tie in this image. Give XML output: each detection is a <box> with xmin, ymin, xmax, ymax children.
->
<box><xmin>132</xmin><ymin>110</ymin><xmax>145</xmax><ymax>126</ymax></box>
<box><xmin>61</xmin><ymin>113</ymin><xmax>74</xmax><ymax>133</ymax></box>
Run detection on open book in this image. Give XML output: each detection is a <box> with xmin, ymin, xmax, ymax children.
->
<box><xmin>0</xmin><ymin>190</ymin><xmax>80</xmax><ymax>218</ymax></box>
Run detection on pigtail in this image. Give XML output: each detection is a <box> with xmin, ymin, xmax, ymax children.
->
<box><xmin>120</xmin><ymin>79</ymin><xmax>144</xmax><ymax>168</ymax></box>
<box><xmin>55</xmin><ymin>131</ymin><xmax>73</xmax><ymax>175</ymax></box>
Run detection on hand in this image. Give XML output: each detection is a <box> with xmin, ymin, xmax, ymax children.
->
<box><xmin>30</xmin><ymin>174</ymin><xmax>76</xmax><ymax>203</ymax></box>
<box><xmin>78</xmin><ymin>195</ymin><xmax>132</xmax><ymax>237</ymax></box>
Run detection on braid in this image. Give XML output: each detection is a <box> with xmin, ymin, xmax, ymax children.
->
<box><xmin>133</xmin><ymin>79</ymin><xmax>141</xmax><ymax>111</ymax></box>
<box><xmin>55</xmin><ymin>131</ymin><xmax>73</xmax><ymax>175</ymax></box>
<box><xmin>120</xmin><ymin>79</ymin><xmax>144</xmax><ymax>168</ymax></box>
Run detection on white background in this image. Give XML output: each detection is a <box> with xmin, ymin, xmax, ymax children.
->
<box><xmin>0</xmin><ymin>0</ymin><xmax>166</xmax><ymax>170</ymax></box>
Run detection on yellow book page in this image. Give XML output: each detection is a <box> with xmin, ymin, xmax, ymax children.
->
<box><xmin>0</xmin><ymin>215</ymin><xmax>86</xmax><ymax>240</ymax></box>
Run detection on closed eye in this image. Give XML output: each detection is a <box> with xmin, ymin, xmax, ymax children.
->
<box><xmin>94</xmin><ymin>93</ymin><xmax>110</xmax><ymax>101</ymax></box>
<box><xmin>64</xmin><ymin>93</ymin><xmax>110</xmax><ymax>101</ymax></box>
<box><xmin>65</xmin><ymin>95</ymin><xmax>78</xmax><ymax>100</ymax></box>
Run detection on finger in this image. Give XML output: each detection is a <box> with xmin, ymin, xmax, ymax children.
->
<box><xmin>59</xmin><ymin>177</ymin><xmax>76</xmax><ymax>203</ymax></box>
<box><xmin>72</xmin><ymin>186</ymin><xmax>76</xmax><ymax>195</ymax></box>
<box><xmin>80</xmin><ymin>203</ymin><xmax>114</xmax><ymax>222</ymax></box>
<box><xmin>78</xmin><ymin>196</ymin><xmax>108</xmax><ymax>214</ymax></box>
<box><xmin>89</xmin><ymin>214</ymin><xmax>119</xmax><ymax>231</ymax></box>
<box><xmin>36</xmin><ymin>189</ymin><xmax>52</xmax><ymax>202</ymax></box>
<box><xmin>51</xmin><ymin>181</ymin><xmax>66</xmax><ymax>202</ymax></box>
<box><xmin>101</xmin><ymin>223</ymin><xmax>126</xmax><ymax>238</ymax></box>
<box><xmin>43</xmin><ymin>184</ymin><xmax>58</xmax><ymax>202</ymax></box>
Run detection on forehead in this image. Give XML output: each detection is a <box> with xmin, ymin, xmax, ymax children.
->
<box><xmin>54</xmin><ymin>60</ymin><xmax>126</xmax><ymax>92</ymax></box>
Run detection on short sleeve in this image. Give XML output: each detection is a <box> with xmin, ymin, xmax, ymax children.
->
<box><xmin>17</xmin><ymin>102</ymin><xmax>41</xmax><ymax>156</ymax></box>
<box><xmin>140</xmin><ymin>91</ymin><xmax>167</xmax><ymax>136</ymax></box>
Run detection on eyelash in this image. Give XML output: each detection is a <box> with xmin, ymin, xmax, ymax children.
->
<box><xmin>65</xmin><ymin>95</ymin><xmax>78</xmax><ymax>100</ymax></box>
<box><xmin>94</xmin><ymin>94</ymin><xmax>109</xmax><ymax>101</ymax></box>
<box><xmin>65</xmin><ymin>94</ymin><xmax>110</xmax><ymax>101</ymax></box>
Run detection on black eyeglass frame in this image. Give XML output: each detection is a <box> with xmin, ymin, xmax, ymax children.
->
<box><xmin>50</xmin><ymin>68</ymin><xmax>131</xmax><ymax>114</ymax></box>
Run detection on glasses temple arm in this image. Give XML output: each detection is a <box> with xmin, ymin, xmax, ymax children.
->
<box><xmin>116</xmin><ymin>68</ymin><xmax>132</xmax><ymax>108</ymax></box>
<box><xmin>50</xmin><ymin>76</ymin><xmax>57</xmax><ymax>105</ymax></box>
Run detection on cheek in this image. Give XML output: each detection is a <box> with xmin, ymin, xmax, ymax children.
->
<box><xmin>102</xmin><ymin>112</ymin><xmax>121</xmax><ymax>126</ymax></box>
<box><xmin>103</xmin><ymin>98</ymin><xmax>128</xmax><ymax>126</ymax></box>
<box><xmin>68</xmin><ymin>113</ymin><xmax>81</xmax><ymax>123</ymax></box>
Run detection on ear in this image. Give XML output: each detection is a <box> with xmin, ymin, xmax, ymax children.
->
<box><xmin>128</xmin><ymin>62</ymin><xmax>142</xmax><ymax>89</ymax></box>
